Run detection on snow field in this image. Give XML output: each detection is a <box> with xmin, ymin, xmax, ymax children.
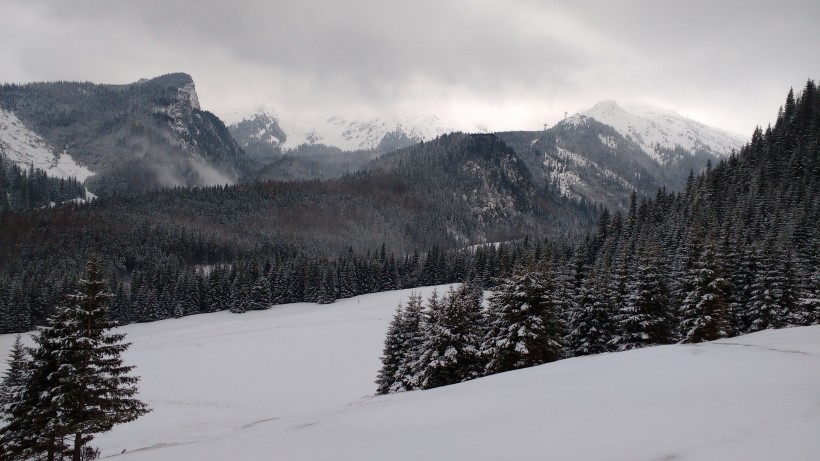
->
<box><xmin>1</xmin><ymin>286</ymin><xmax>817</xmax><ymax>460</ymax></box>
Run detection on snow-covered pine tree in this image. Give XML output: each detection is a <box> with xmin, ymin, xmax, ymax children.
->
<box><xmin>747</xmin><ymin>247</ymin><xmax>787</xmax><ymax>332</ymax></box>
<box><xmin>248</xmin><ymin>275</ymin><xmax>273</xmax><ymax>310</ymax></box>
<box><xmin>680</xmin><ymin>241</ymin><xmax>731</xmax><ymax>343</ymax></box>
<box><xmin>414</xmin><ymin>285</ymin><xmax>484</xmax><ymax>389</ymax></box>
<box><xmin>611</xmin><ymin>247</ymin><xmax>673</xmax><ymax>350</ymax></box>
<box><xmin>566</xmin><ymin>269</ymin><xmax>615</xmax><ymax>356</ymax></box>
<box><xmin>376</xmin><ymin>301</ymin><xmax>405</xmax><ymax>395</ymax></box>
<box><xmin>390</xmin><ymin>292</ymin><xmax>426</xmax><ymax>393</ymax></box>
<box><xmin>1</xmin><ymin>308</ymin><xmax>69</xmax><ymax>461</ymax></box>
<box><xmin>10</xmin><ymin>256</ymin><xmax>151</xmax><ymax>461</ymax></box>
<box><xmin>482</xmin><ymin>264</ymin><xmax>565</xmax><ymax>375</ymax></box>
<box><xmin>0</xmin><ymin>335</ymin><xmax>28</xmax><ymax>419</ymax></box>
<box><xmin>0</xmin><ymin>336</ymin><xmax>30</xmax><ymax>460</ymax></box>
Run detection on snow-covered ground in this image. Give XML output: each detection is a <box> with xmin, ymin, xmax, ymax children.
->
<box><xmin>0</xmin><ymin>108</ymin><xmax>95</xmax><ymax>182</ymax></box>
<box><xmin>1</xmin><ymin>287</ymin><xmax>818</xmax><ymax>460</ymax></box>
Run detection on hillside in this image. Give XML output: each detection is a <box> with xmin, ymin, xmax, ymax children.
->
<box><xmin>0</xmin><ymin>73</ymin><xmax>248</xmax><ymax>195</ymax></box>
<box><xmin>2</xmin><ymin>286</ymin><xmax>816</xmax><ymax>460</ymax></box>
<box><xmin>498</xmin><ymin>102</ymin><xmax>747</xmax><ymax>211</ymax></box>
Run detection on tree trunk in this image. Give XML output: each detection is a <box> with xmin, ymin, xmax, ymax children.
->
<box><xmin>47</xmin><ymin>436</ymin><xmax>55</xmax><ymax>461</ymax></box>
<box><xmin>73</xmin><ymin>432</ymin><xmax>83</xmax><ymax>461</ymax></box>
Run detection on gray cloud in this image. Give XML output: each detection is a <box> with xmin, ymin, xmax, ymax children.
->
<box><xmin>1</xmin><ymin>0</ymin><xmax>818</xmax><ymax>136</ymax></box>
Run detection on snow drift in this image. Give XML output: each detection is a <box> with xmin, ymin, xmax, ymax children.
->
<box><xmin>1</xmin><ymin>286</ymin><xmax>817</xmax><ymax>460</ymax></box>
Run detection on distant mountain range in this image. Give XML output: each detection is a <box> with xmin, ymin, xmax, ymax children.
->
<box><xmin>0</xmin><ymin>72</ymin><xmax>748</xmax><ymax>210</ymax></box>
<box><xmin>228</xmin><ymin>100</ymin><xmax>747</xmax><ymax>210</ymax></box>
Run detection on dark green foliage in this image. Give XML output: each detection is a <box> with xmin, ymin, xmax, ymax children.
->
<box><xmin>482</xmin><ymin>265</ymin><xmax>565</xmax><ymax>374</ymax></box>
<box><xmin>0</xmin><ymin>158</ymin><xmax>86</xmax><ymax>212</ymax></box>
<box><xmin>680</xmin><ymin>241</ymin><xmax>731</xmax><ymax>343</ymax></box>
<box><xmin>566</xmin><ymin>269</ymin><xmax>616</xmax><ymax>356</ymax></box>
<box><xmin>414</xmin><ymin>285</ymin><xmax>485</xmax><ymax>390</ymax></box>
<box><xmin>0</xmin><ymin>335</ymin><xmax>28</xmax><ymax>417</ymax></box>
<box><xmin>0</xmin><ymin>257</ymin><xmax>150</xmax><ymax>461</ymax></box>
<box><xmin>612</xmin><ymin>247</ymin><xmax>674</xmax><ymax>349</ymax></box>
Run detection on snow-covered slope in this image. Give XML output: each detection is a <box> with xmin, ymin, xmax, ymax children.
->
<box><xmin>0</xmin><ymin>107</ymin><xmax>95</xmax><ymax>181</ymax></box>
<box><xmin>567</xmin><ymin>101</ymin><xmax>747</xmax><ymax>164</ymax></box>
<box><xmin>3</xmin><ymin>288</ymin><xmax>817</xmax><ymax>460</ymax></box>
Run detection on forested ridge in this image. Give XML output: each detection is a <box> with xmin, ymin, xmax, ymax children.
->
<box><xmin>376</xmin><ymin>81</ymin><xmax>819</xmax><ymax>391</ymax></box>
<box><xmin>0</xmin><ymin>133</ymin><xmax>597</xmax><ymax>333</ymax></box>
<box><xmin>0</xmin><ymin>81</ymin><xmax>815</xmax><ymax>347</ymax></box>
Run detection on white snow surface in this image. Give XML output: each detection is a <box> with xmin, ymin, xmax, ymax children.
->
<box><xmin>1</xmin><ymin>288</ymin><xmax>818</xmax><ymax>461</ymax></box>
<box><xmin>0</xmin><ymin>108</ymin><xmax>95</xmax><ymax>181</ymax></box>
<box><xmin>568</xmin><ymin>101</ymin><xmax>748</xmax><ymax>164</ymax></box>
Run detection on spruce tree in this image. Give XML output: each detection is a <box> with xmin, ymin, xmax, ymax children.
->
<box><xmin>611</xmin><ymin>248</ymin><xmax>673</xmax><ymax>350</ymax></box>
<box><xmin>391</xmin><ymin>292</ymin><xmax>426</xmax><ymax>393</ymax></box>
<box><xmin>414</xmin><ymin>285</ymin><xmax>484</xmax><ymax>389</ymax></box>
<box><xmin>7</xmin><ymin>256</ymin><xmax>151</xmax><ymax>461</ymax></box>
<box><xmin>0</xmin><ymin>335</ymin><xmax>34</xmax><ymax>460</ymax></box>
<box><xmin>0</xmin><ymin>335</ymin><xmax>28</xmax><ymax>418</ymax></box>
<box><xmin>375</xmin><ymin>301</ymin><xmax>406</xmax><ymax>395</ymax></box>
<box><xmin>482</xmin><ymin>265</ymin><xmax>565</xmax><ymax>375</ymax></box>
<box><xmin>566</xmin><ymin>270</ymin><xmax>615</xmax><ymax>356</ymax></box>
<box><xmin>680</xmin><ymin>241</ymin><xmax>731</xmax><ymax>343</ymax></box>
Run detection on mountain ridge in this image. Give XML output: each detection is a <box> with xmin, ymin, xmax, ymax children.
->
<box><xmin>0</xmin><ymin>73</ymin><xmax>249</xmax><ymax>195</ymax></box>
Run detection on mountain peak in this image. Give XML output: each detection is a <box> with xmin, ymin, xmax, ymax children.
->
<box><xmin>144</xmin><ymin>72</ymin><xmax>194</xmax><ymax>88</ymax></box>
<box><xmin>569</xmin><ymin>100</ymin><xmax>746</xmax><ymax>164</ymax></box>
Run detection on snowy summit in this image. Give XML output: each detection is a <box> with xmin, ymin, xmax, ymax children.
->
<box><xmin>566</xmin><ymin>100</ymin><xmax>747</xmax><ymax>164</ymax></box>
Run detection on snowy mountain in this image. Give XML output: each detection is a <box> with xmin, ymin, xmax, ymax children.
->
<box><xmin>497</xmin><ymin>101</ymin><xmax>749</xmax><ymax>209</ymax></box>
<box><xmin>567</xmin><ymin>100</ymin><xmax>747</xmax><ymax>164</ymax></box>
<box><xmin>230</xmin><ymin>107</ymin><xmax>451</xmax><ymax>153</ymax></box>
<box><xmin>2</xmin><ymin>287</ymin><xmax>815</xmax><ymax>460</ymax></box>
<box><xmin>0</xmin><ymin>73</ymin><xmax>249</xmax><ymax>195</ymax></box>
<box><xmin>0</xmin><ymin>107</ymin><xmax>95</xmax><ymax>181</ymax></box>
<box><xmin>280</xmin><ymin>112</ymin><xmax>450</xmax><ymax>151</ymax></box>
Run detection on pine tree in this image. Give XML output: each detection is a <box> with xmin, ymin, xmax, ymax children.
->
<box><xmin>376</xmin><ymin>300</ymin><xmax>407</xmax><ymax>395</ymax></box>
<box><xmin>482</xmin><ymin>265</ymin><xmax>565</xmax><ymax>375</ymax></box>
<box><xmin>0</xmin><ymin>336</ymin><xmax>31</xmax><ymax>460</ymax></box>
<box><xmin>0</xmin><ymin>335</ymin><xmax>28</xmax><ymax>418</ymax></box>
<box><xmin>6</xmin><ymin>257</ymin><xmax>151</xmax><ymax>461</ymax></box>
<box><xmin>414</xmin><ymin>285</ymin><xmax>484</xmax><ymax>389</ymax></box>
<box><xmin>2</xmin><ymin>310</ymin><xmax>68</xmax><ymax>461</ymax></box>
<box><xmin>611</xmin><ymin>248</ymin><xmax>673</xmax><ymax>350</ymax></box>
<box><xmin>747</xmin><ymin>249</ymin><xmax>787</xmax><ymax>332</ymax></box>
<box><xmin>390</xmin><ymin>292</ymin><xmax>426</xmax><ymax>393</ymax></box>
<box><xmin>680</xmin><ymin>241</ymin><xmax>731</xmax><ymax>343</ymax></box>
<box><xmin>566</xmin><ymin>270</ymin><xmax>615</xmax><ymax>356</ymax></box>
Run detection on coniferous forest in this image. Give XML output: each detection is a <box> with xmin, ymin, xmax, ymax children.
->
<box><xmin>0</xmin><ymin>81</ymin><xmax>816</xmax><ymax>373</ymax></box>
<box><xmin>376</xmin><ymin>81</ymin><xmax>819</xmax><ymax>391</ymax></box>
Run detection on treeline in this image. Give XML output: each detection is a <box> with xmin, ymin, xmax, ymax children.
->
<box><xmin>377</xmin><ymin>81</ymin><xmax>819</xmax><ymax>391</ymax></box>
<box><xmin>0</xmin><ymin>231</ymin><xmax>568</xmax><ymax>333</ymax></box>
<box><xmin>0</xmin><ymin>158</ymin><xmax>85</xmax><ymax>212</ymax></box>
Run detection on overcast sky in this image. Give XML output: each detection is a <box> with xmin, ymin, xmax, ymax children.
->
<box><xmin>2</xmin><ymin>0</ymin><xmax>818</xmax><ymax>136</ymax></box>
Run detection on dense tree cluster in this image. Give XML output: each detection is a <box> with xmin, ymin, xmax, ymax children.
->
<box><xmin>378</xmin><ymin>81</ymin><xmax>819</xmax><ymax>392</ymax></box>
<box><xmin>0</xmin><ymin>158</ymin><xmax>85</xmax><ymax>212</ymax></box>
<box><xmin>377</xmin><ymin>266</ymin><xmax>567</xmax><ymax>393</ymax></box>
<box><xmin>0</xmin><ymin>133</ymin><xmax>597</xmax><ymax>333</ymax></box>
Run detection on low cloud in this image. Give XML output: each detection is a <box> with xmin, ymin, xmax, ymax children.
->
<box><xmin>1</xmin><ymin>0</ymin><xmax>818</xmax><ymax>135</ymax></box>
